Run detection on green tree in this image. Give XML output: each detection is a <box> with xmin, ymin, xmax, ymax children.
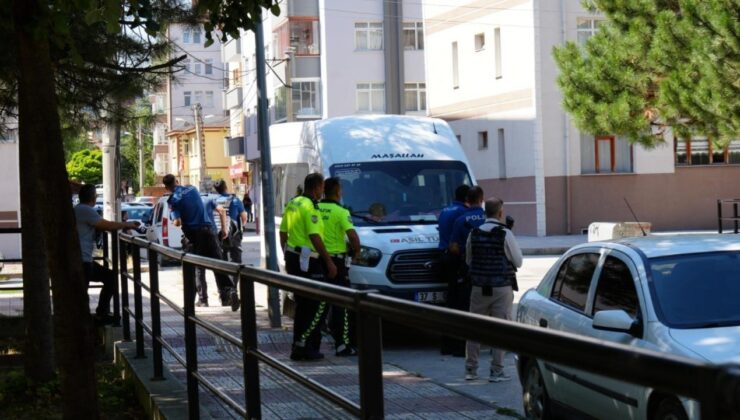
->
<box><xmin>554</xmin><ymin>0</ymin><xmax>739</xmax><ymax>146</ymax></box>
<box><xmin>66</xmin><ymin>149</ymin><xmax>103</xmax><ymax>184</ymax></box>
<box><xmin>3</xmin><ymin>1</ymin><xmax>279</xmax><ymax>417</ymax></box>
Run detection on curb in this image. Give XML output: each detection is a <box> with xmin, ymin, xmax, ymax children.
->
<box><xmin>115</xmin><ymin>341</ymin><xmax>209</xmax><ymax>420</ymax></box>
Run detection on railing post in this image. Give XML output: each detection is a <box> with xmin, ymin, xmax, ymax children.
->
<box><xmin>718</xmin><ymin>200</ymin><xmax>723</xmax><ymax>234</ymax></box>
<box><xmin>183</xmin><ymin>261</ymin><xmax>200</xmax><ymax>419</ymax></box>
<box><xmin>356</xmin><ymin>294</ymin><xmax>384</xmax><ymax>420</ymax></box>
<box><xmin>132</xmin><ymin>242</ymin><xmax>146</xmax><ymax>359</ymax></box>
<box><xmin>240</xmin><ymin>270</ymin><xmax>262</xmax><ymax>419</ymax></box>
<box><xmin>111</xmin><ymin>231</ymin><xmax>121</xmax><ymax>326</ymax></box>
<box><xmin>119</xmin><ymin>238</ymin><xmax>131</xmax><ymax>341</ymax></box>
<box><xmin>148</xmin><ymin>247</ymin><xmax>164</xmax><ymax>381</ymax></box>
<box><xmin>734</xmin><ymin>202</ymin><xmax>738</xmax><ymax>234</ymax></box>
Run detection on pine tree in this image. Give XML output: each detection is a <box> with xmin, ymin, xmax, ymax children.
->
<box><xmin>554</xmin><ymin>0</ymin><xmax>739</xmax><ymax>147</ymax></box>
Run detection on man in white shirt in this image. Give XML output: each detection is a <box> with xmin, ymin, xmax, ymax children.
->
<box><xmin>464</xmin><ymin>197</ymin><xmax>523</xmax><ymax>382</ymax></box>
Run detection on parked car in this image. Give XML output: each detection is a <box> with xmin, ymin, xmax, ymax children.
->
<box><xmin>133</xmin><ymin>196</ymin><xmax>155</xmax><ymax>206</ymax></box>
<box><xmin>516</xmin><ymin>234</ymin><xmax>740</xmax><ymax>420</ymax></box>
<box><xmin>146</xmin><ymin>194</ymin><xmax>183</xmax><ymax>263</ymax></box>
<box><xmin>121</xmin><ymin>204</ymin><xmax>152</xmax><ymax>239</ymax></box>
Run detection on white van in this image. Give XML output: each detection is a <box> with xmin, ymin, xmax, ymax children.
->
<box><xmin>146</xmin><ymin>195</ymin><xmax>184</xmax><ymax>261</ymax></box>
<box><xmin>267</xmin><ymin>115</ymin><xmax>475</xmax><ymax>304</ymax></box>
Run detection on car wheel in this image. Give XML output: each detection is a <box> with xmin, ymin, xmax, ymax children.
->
<box><xmin>522</xmin><ymin>359</ymin><xmax>551</xmax><ymax>420</ymax></box>
<box><xmin>653</xmin><ymin>398</ymin><xmax>688</xmax><ymax>420</ymax></box>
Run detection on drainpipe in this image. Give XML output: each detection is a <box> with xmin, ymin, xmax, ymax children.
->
<box><xmin>560</xmin><ymin>0</ymin><xmax>572</xmax><ymax>234</ymax></box>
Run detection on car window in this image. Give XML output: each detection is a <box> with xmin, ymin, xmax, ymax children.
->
<box><xmin>155</xmin><ymin>203</ymin><xmax>163</xmax><ymax>223</ymax></box>
<box><xmin>551</xmin><ymin>253</ymin><xmax>599</xmax><ymax>312</ymax></box>
<box><xmin>592</xmin><ymin>256</ymin><xmax>639</xmax><ymax>318</ymax></box>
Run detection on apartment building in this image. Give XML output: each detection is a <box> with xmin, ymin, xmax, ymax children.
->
<box><xmin>151</xmin><ymin>23</ymin><xmax>226</xmax><ymax>186</ymax></box>
<box><xmin>423</xmin><ymin>0</ymin><xmax>740</xmax><ymax>236</ymax></box>
<box><xmin>0</xmin><ymin>126</ymin><xmax>20</xmax><ymax>259</ymax></box>
<box><xmin>221</xmin><ymin>0</ymin><xmax>427</xmax><ymax>197</ymax></box>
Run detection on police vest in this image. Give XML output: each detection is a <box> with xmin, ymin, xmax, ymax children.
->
<box><xmin>468</xmin><ymin>225</ymin><xmax>516</xmax><ymax>288</ymax></box>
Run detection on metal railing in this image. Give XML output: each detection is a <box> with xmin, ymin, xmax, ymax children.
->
<box><xmin>718</xmin><ymin>199</ymin><xmax>740</xmax><ymax>234</ymax></box>
<box><xmin>114</xmin><ymin>232</ymin><xmax>740</xmax><ymax>420</ymax></box>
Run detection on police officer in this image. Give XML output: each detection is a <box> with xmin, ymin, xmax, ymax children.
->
<box><xmin>213</xmin><ymin>179</ymin><xmax>248</xmax><ymax>270</ymax></box>
<box><xmin>319</xmin><ymin>177</ymin><xmax>361</xmax><ymax>356</ymax></box>
<box><xmin>163</xmin><ymin>174</ymin><xmax>239</xmax><ymax>311</ymax></box>
<box><xmin>446</xmin><ymin>185</ymin><xmax>486</xmax><ymax>356</ymax></box>
<box><xmin>437</xmin><ymin>184</ymin><xmax>470</xmax><ymax>355</ymax></box>
<box><xmin>279</xmin><ymin>173</ymin><xmax>337</xmax><ymax>361</ymax></box>
<box><xmin>464</xmin><ymin>198</ymin><xmax>522</xmax><ymax>382</ymax></box>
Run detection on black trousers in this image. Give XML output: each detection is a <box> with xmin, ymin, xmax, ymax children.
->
<box><xmin>221</xmin><ymin>231</ymin><xmax>243</xmax><ymax>287</ymax></box>
<box><xmin>83</xmin><ymin>261</ymin><xmax>115</xmax><ymax>316</ymax></box>
<box><xmin>184</xmin><ymin>227</ymin><xmax>235</xmax><ymax>304</ymax></box>
<box><xmin>285</xmin><ymin>251</ymin><xmax>328</xmax><ymax>352</ymax></box>
<box><xmin>327</xmin><ymin>256</ymin><xmax>354</xmax><ymax>348</ymax></box>
<box><xmin>440</xmin><ymin>253</ymin><xmax>470</xmax><ymax>355</ymax></box>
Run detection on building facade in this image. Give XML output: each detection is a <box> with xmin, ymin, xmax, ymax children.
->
<box><xmin>152</xmin><ymin>22</ymin><xmax>226</xmax><ymax>186</ymax></box>
<box><xmin>423</xmin><ymin>0</ymin><xmax>740</xmax><ymax>236</ymax></box>
<box><xmin>221</xmin><ymin>0</ymin><xmax>427</xmax><ymax>200</ymax></box>
<box><xmin>0</xmin><ymin>128</ymin><xmax>21</xmax><ymax>259</ymax></box>
<box><xmin>166</xmin><ymin>122</ymin><xmax>231</xmax><ymax>189</ymax></box>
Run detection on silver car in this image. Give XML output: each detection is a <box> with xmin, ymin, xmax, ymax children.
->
<box><xmin>516</xmin><ymin>235</ymin><xmax>740</xmax><ymax>420</ymax></box>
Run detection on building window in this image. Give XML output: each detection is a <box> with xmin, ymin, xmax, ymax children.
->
<box><xmin>184</xmin><ymin>91</ymin><xmax>191</xmax><ymax>107</ymax></box>
<box><xmin>205</xmin><ymin>59</ymin><xmax>213</xmax><ymax>75</ymax></box>
<box><xmin>183</xmin><ymin>29</ymin><xmax>191</xmax><ymax>44</ymax></box>
<box><xmin>231</xmin><ymin>67</ymin><xmax>242</xmax><ymax>88</ymax></box>
<box><xmin>404</xmin><ymin>83</ymin><xmax>426</xmax><ymax>113</ymax></box>
<box><xmin>452</xmin><ymin>41</ymin><xmax>459</xmax><ymax>89</ymax></box>
<box><xmin>356</xmin><ymin>83</ymin><xmax>385</xmax><ymax>113</ymax></box>
<box><xmin>494</xmin><ymin>28</ymin><xmax>502</xmax><ymax>79</ymax></box>
<box><xmin>194</xmin><ymin>91</ymin><xmax>203</xmax><ymax>105</ymax></box>
<box><xmin>577</xmin><ymin>18</ymin><xmax>602</xmax><ymax>45</ymax></box>
<box><xmin>475</xmin><ymin>33</ymin><xmax>485</xmax><ymax>51</ymax></box>
<box><xmin>183</xmin><ymin>59</ymin><xmax>191</xmax><ymax>73</ymax></box>
<box><xmin>497</xmin><ymin>128</ymin><xmax>506</xmax><ymax>179</ymax></box>
<box><xmin>292</xmin><ymin>79</ymin><xmax>321</xmax><ymax>117</ymax></box>
<box><xmin>675</xmin><ymin>137</ymin><xmax>740</xmax><ymax>165</ymax></box>
<box><xmin>192</xmin><ymin>28</ymin><xmax>202</xmax><ymax>44</ymax></box>
<box><xmin>193</xmin><ymin>62</ymin><xmax>201</xmax><ymax>74</ymax></box>
<box><xmin>580</xmin><ymin>134</ymin><xmax>633</xmax><ymax>174</ymax></box>
<box><xmin>205</xmin><ymin>91</ymin><xmax>214</xmax><ymax>108</ymax></box>
<box><xmin>355</xmin><ymin>22</ymin><xmax>383</xmax><ymax>50</ymax></box>
<box><xmin>291</xmin><ymin>20</ymin><xmax>320</xmax><ymax>55</ymax></box>
<box><xmin>478</xmin><ymin>131</ymin><xmax>488</xmax><ymax>150</ymax></box>
<box><xmin>403</xmin><ymin>22</ymin><xmax>424</xmax><ymax>50</ymax></box>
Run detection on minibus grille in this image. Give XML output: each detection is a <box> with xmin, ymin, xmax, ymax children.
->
<box><xmin>386</xmin><ymin>250</ymin><xmax>444</xmax><ymax>283</ymax></box>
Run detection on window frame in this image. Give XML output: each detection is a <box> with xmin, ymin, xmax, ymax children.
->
<box><xmin>292</xmin><ymin>78</ymin><xmax>322</xmax><ymax>118</ymax></box>
<box><xmin>404</xmin><ymin>82</ymin><xmax>426</xmax><ymax>113</ymax></box>
<box><xmin>183</xmin><ymin>91</ymin><xmax>192</xmax><ymax>107</ymax></box>
<box><xmin>355</xmin><ymin>82</ymin><xmax>385</xmax><ymax>113</ymax></box>
<box><xmin>205</xmin><ymin>59</ymin><xmax>213</xmax><ymax>75</ymax></box>
<box><xmin>354</xmin><ymin>22</ymin><xmax>384</xmax><ymax>51</ymax></box>
<box><xmin>477</xmin><ymin>131</ymin><xmax>488</xmax><ymax>151</ymax></box>
<box><xmin>591</xmin><ymin>254</ymin><xmax>642</xmax><ymax>320</ymax></box>
<box><xmin>674</xmin><ymin>136</ymin><xmax>740</xmax><ymax>166</ymax></box>
<box><xmin>549</xmin><ymin>251</ymin><xmax>603</xmax><ymax>315</ymax></box>
<box><xmin>452</xmin><ymin>41</ymin><xmax>459</xmax><ymax>89</ymax></box>
<box><xmin>403</xmin><ymin>21</ymin><xmax>424</xmax><ymax>50</ymax></box>
<box><xmin>576</xmin><ymin>17</ymin><xmax>603</xmax><ymax>45</ymax></box>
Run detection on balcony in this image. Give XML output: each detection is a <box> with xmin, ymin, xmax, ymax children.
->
<box><xmin>225</xmin><ymin>87</ymin><xmax>242</xmax><ymax>110</ymax></box>
<box><xmin>223</xmin><ymin>38</ymin><xmax>242</xmax><ymax>63</ymax></box>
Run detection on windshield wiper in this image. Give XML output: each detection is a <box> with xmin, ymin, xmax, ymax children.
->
<box><xmin>350</xmin><ymin>212</ymin><xmax>381</xmax><ymax>225</ymax></box>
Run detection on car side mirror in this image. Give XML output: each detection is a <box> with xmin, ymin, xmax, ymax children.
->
<box><xmin>593</xmin><ymin>310</ymin><xmax>641</xmax><ymax>337</ymax></box>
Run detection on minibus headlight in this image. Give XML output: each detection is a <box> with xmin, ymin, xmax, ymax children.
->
<box><xmin>352</xmin><ymin>246</ymin><xmax>382</xmax><ymax>267</ymax></box>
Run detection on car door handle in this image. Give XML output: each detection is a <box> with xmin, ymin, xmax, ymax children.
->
<box><xmin>539</xmin><ymin>318</ymin><xmax>548</xmax><ymax>328</ymax></box>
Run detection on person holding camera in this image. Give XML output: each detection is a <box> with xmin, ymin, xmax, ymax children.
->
<box><xmin>463</xmin><ymin>197</ymin><xmax>522</xmax><ymax>383</ymax></box>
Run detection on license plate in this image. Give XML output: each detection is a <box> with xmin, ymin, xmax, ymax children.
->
<box><xmin>414</xmin><ymin>291</ymin><xmax>447</xmax><ymax>303</ymax></box>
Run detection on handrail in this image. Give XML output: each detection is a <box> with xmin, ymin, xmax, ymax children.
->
<box><xmin>116</xmin><ymin>232</ymin><xmax>740</xmax><ymax>420</ymax></box>
<box><xmin>717</xmin><ymin>198</ymin><xmax>740</xmax><ymax>233</ymax></box>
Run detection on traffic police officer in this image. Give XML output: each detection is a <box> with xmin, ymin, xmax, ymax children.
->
<box><xmin>280</xmin><ymin>173</ymin><xmax>337</xmax><ymax>361</ymax></box>
<box><xmin>319</xmin><ymin>177</ymin><xmax>361</xmax><ymax>356</ymax></box>
<box><xmin>163</xmin><ymin>174</ymin><xmax>239</xmax><ymax>311</ymax></box>
<box><xmin>437</xmin><ymin>184</ymin><xmax>470</xmax><ymax>355</ymax></box>
<box><xmin>446</xmin><ymin>185</ymin><xmax>486</xmax><ymax>356</ymax></box>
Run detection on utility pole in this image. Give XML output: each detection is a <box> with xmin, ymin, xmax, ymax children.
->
<box><xmin>192</xmin><ymin>103</ymin><xmax>207</xmax><ymax>191</ymax></box>
<box><xmin>137</xmin><ymin>123</ymin><xmax>144</xmax><ymax>194</ymax></box>
<box><xmin>102</xmin><ymin>120</ymin><xmax>121</xmax><ymax>222</ymax></box>
<box><xmin>255</xmin><ymin>16</ymin><xmax>282</xmax><ymax>328</ymax></box>
<box><xmin>285</xmin><ymin>48</ymin><xmax>294</xmax><ymax>122</ymax></box>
